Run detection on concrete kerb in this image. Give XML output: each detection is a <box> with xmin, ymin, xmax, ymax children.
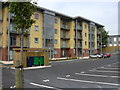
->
<box><xmin>10</xmin><ymin>65</ymin><xmax>52</xmax><ymax>70</ymax></box>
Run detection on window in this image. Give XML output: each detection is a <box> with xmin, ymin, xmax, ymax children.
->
<box><xmin>85</xmin><ymin>33</ymin><xmax>87</xmax><ymax>37</ymax></box>
<box><xmin>55</xmin><ymin>19</ymin><xmax>58</xmax><ymax>23</ymax></box>
<box><xmin>34</xmin><ymin>38</ymin><xmax>39</xmax><ymax>43</ymax></box>
<box><xmin>55</xmin><ymin>29</ymin><xmax>58</xmax><ymax>34</ymax></box>
<box><xmin>10</xmin><ymin>36</ymin><xmax>16</xmax><ymax>46</ymax></box>
<box><xmin>109</xmin><ymin>44</ymin><xmax>112</xmax><ymax>46</ymax></box>
<box><xmin>114</xmin><ymin>44</ymin><xmax>117</xmax><ymax>46</ymax></box>
<box><xmin>54</xmin><ymin>50</ymin><xmax>58</xmax><ymax>54</ymax></box>
<box><xmin>35</xmin><ymin>25</ymin><xmax>39</xmax><ymax>31</ymax></box>
<box><xmin>114</xmin><ymin>38</ymin><xmax>116</xmax><ymax>41</ymax></box>
<box><xmin>34</xmin><ymin>14</ymin><xmax>39</xmax><ymax>19</ymax></box>
<box><xmin>119</xmin><ymin>38</ymin><xmax>120</xmax><ymax>41</ymax></box>
<box><xmin>85</xmin><ymin>41</ymin><xmax>87</xmax><ymax>45</ymax></box>
<box><xmin>54</xmin><ymin>39</ymin><xmax>58</xmax><ymax>44</ymax></box>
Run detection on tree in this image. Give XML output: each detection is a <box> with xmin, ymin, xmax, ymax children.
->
<box><xmin>99</xmin><ymin>27</ymin><xmax>109</xmax><ymax>48</ymax></box>
<box><xmin>8</xmin><ymin>1</ymin><xmax>37</xmax><ymax>88</ymax></box>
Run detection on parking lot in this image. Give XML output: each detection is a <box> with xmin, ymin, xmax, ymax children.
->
<box><xmin>2</xmin><ymin>54</ymin><xmax>120</xmax><ymax>89</ymax></box>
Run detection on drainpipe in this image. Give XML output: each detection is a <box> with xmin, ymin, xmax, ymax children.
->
<box><xmin>8</xmin><ymin>10</ymin><xmax>10</xmax><ymax>61</ymax></box>
<box><xmin>75</xmin><ymin>19</ymin><xmax>78</xmax><ymax>57</ymax></box>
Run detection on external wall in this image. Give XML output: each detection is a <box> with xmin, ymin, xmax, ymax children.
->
<box><xmin>94</xmin><ymin>27</ymin><xmax>97</xmax><ymax>52</ymax></box>
<box><xmin>82</xmin><ymin>22</ymin><xmax>89</xmax><ymax>56</ymax></box>
<box><xmin>29</xmin><ymin>11</ymin><xmax>43</xmax><ymax>48</ymax></box>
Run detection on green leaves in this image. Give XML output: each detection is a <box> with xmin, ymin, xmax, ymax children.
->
<box><xmin>99</xmin><ymin>27</ymin><xmax>109</xmax><ymax>47</ymax></box>
<box><xmin>8</xmin><ymin>1</ymin><xmax>37</xmax><ymax>31</ymax></box>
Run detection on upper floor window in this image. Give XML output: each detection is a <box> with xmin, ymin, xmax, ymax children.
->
<box><xmin>85</xmin><ymin>33</ymin><xmax>87</xmax><ymax>37</ymax></box>
<box><xmin>54</xmin><ymin>39</ymin><xmax>58</xmax><ymax>44</ymax></box>
<box><xmin>35</xmin><ymin>25</ymin><xmax>39</xmax><ymax>31</ymax></box>
<box><xmin>55</xmin><ymin>19</ymin><xmax>58</xmax><ymax>23</ymax></box>
<box><xmin>34</xmin><ymin>14</ymin><xmax>39</xmax><ymax>19</ymax></box>
<box><xmin>34</xmin><ymin>38</ymin><xmax>39</xmax><ymax>43</ymax></box>
<box><xmin>55</xmin><ymin>29</ymin><xmax>58</xmax><ymax>34</ymax></box>
<box><xmin>114</xmin><ymin>38</ymin><xmax>116</xmax><ymax>41</ymax></box>
<box><xmin>85</xmin><ymin>41</ymin><xmax>87</xmax><ymax>45</ymax></box>
<box><xmin>10</xmin><ymin>36</ymin><xmax>16</xmax><ymax>46</ymax></box>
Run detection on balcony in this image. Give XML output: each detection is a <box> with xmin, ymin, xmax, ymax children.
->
<box><xmin>97</xmin><ymin>31</ymin><xmax>101</xmax><ymax>35</ymax></box>
<box><xmin>74</xmin><ymin>35</ymin><xmax>82</xmax><ymax>40</ymax></box>
<box><xmin>61</xmin><ymin>34</ymin><xmax>70</xmax><ymax>40</ymax></box>
<box><xmin>74</xmin><ymin>26</ymin><xmax>82</xmax><ymax>31</ymax></box>
<box><xmin>9</xmin><ymin>29</ymin><xmax>30</xmax><ymax>35</ymax></box>
<box><xmin>61</xmin><ymin>24</ymin><xmax>70</xmax><ymax>30</ymax></box>
<box><xmin>75</xmin><ymin>44</ymin><xmax>82</xmax><ymax>48</ymax></box>
<box><xmin>45</xmin><ymin>44</ymin><xmax>54</xmax><ymax>48</ymax></box>
<box><xmin>61</xmin><ymin>44</ymin><xmax>70</xmax><ymax>48</ymax></box>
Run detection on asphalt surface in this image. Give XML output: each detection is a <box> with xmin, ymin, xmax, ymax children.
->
<box><xmin>2</xmin><ymin>54</ymin><xmax>120</xmax><ymax>89</ymax></box>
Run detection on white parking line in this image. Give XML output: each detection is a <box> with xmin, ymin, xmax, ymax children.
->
<box><xmin>89</xmin><ymin>70</ymin><xmax>118</xmax><ymax>73</ymax></box>
<box><xmin>57</xmin><ymin>77</ymin><xmax>119</xmax><ymax>86</ymax></box>
<box><xmin>75</xmin><ymin>73</ymin><xmax>120</xmax><ymax>78</ymax></box>
<box><xmin>30</xmin><ymin>82</ymin><xmax>61</xmax><ymax>90</ymax></box>
<box><xmin>99</xmin><ymin>68</ymin><xmax>119</xmax><ymax>70</ymax></box>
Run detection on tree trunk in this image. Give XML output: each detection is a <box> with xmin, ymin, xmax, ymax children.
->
<box><xmin>20</xmin><ymin>29</ymin><xmax>24</xmax><ymax>88</ymax></box>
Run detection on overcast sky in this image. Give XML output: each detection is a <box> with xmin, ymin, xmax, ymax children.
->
<box><xmin>37</xmin><ymin>0</ymin><xmax>119</xmax><ymax>35</ymax></box>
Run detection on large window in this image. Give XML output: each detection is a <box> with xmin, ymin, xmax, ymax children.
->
<box><xmin>10</xmin><ymin>36</ymin><xmax>16</xmax><ymax>46</ymax></box>
<box><xmin>54</xmin><ymin>39</ymin><xmax>58</xmax><ymax>44</ymax></box>
<box><xmin>35</xmin><ymin>25</ymin><xmax>39</xmax><ymax>31</ymax></box>
<box><xmin>34</xmin><ymin>14</ymin><xmax>39</xmax><ymax>19</ymax></box>
<box><xmin>55</xmin><ymin>29</ymin><xmax>58</xmax><ymax>34</ymax></box>
<box><xmin>34</xmin><ymin>38</ymin><xmax>39</xmax><ymax>43</ymax></box>
<box><xmin>54</xmin><ymin>19</ymin><xmax>58</xmax><ymax>23</ymax></box>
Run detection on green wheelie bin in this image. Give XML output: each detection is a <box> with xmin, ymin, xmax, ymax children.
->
<box><xmin>34</xmin><ymin>57</ymin><xmax>39</xmax><ymax>66</ymax></box>
<box><xmin>40</xmin><ymin>56</ymin><xmax>44</xmax><ymax>66</ymax></box>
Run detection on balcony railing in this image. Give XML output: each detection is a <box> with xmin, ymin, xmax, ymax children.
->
<box><xmin>45</xmin><ymin>44</ymin><xmax>54</xmax><ymax>47</ymax></box>
<box><xmin>9</xmin><ymin>28</ymin><xmax>30</xmax><ymax>35</ymax></box>
<box><xmin>74</xmin><ymin>26</ymin><xmax>82</xmax><ymax>31</ymax></box>
<box><xmin>75</xmin><ymin>44</ymin><xmax>82</xmax><ymax>48</ymax></box>
<box><xmin>61</xmin><ymin>44</ymin><xmax>70</xmax><ymax>48</ymax></box>
<box><xmin>61</xmin><ymin>34</ymin><xmax>70</xmax><ymax>39</ymax></box>
<box><xmin>61</xmin><ymin>24</ymin><xmax>70</xmax><ymax>30</ymax></box>
<box><xmin>74</xmin><ymin>35</ymin><xmax>82</xmax><ymax>39</ymax></box>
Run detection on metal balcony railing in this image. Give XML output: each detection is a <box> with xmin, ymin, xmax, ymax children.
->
<box><xmin>61</xmin><ymin>34</ymin><xmax>70</xmax><ymax>39</ymax></box>
<box><xmin>75</xmin><ymin>26</ymin><xmax>82</xmax><ymax>31</ymax></box>
<box><xmin>61</xmin><ymin>24</ymin><xmax>70</xmax><ymax>30</ymax></box>
<box><xmin>61</xmin><ymin>44</ymin><xmax>70</xmax><ymax>48</ymax></box>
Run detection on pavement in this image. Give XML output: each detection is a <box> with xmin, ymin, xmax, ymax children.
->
<box><xmin>2</xmin><ymin>54</ymin><xmax>120</xmax><ymax>89</ymax></box>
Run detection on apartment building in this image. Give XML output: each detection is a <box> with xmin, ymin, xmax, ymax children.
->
<box><xmin>0</xmin><ymin>2</ymin><xmax>104</xmax><ymax>61</ymax></box>
<box><xmin>108</xmin><ymin>35</ymin><xmax>120</xmax><ymax>47</ymax></box>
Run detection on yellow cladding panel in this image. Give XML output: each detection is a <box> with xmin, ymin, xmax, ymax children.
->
<box><xmin>2</xmin><ymin>7</ymin><xmax>8</xmax><ymax>48</ymax></box>
<box><xmin>69</xmin><ymin>21</ymin><xmax>75</xmax><ymax>48</ymax></box>
<box><xmin>94</xmin><ymin>26</ymin><xmax>97</xmax><ymax>49</ymax></box>
<box><xmin>82</xmin><ymin>22</ymin><xmax>89</xmax><ymax>49</ymax></box>
<box><xmin>54</xmin><ymin>17</ymin><xmax>60</xmax><ymax>48</ymax></box>
<box><xmin>29</xmin><ymin>12</ymin><xmax>43</xmax><ymax>48</ymax></box>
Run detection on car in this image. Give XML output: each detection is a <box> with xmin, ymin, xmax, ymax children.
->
<box><xmin>89</xmin><ymin>53</ymin><xmax>103</xmax><ymax>59</ymax></box>
<box><xmin>103</xmin><ymin>53</ymin><xmax>111</xmax><ymax>58</ymax></box>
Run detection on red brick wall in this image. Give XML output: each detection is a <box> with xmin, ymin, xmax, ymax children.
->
<box><xmin>68</xmin><ymin>49</ymin><xmax>75</xmax><ymax>57</ymax></box>
<box><xmin>83</xmin><ymin>49</ymin><xmax>89</xmax><ymax>57</ymax></box>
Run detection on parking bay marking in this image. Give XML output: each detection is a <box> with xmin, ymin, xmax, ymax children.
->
<box><xmin>75</xmin><ymin>73</ymin><xmax>120</xmax><ymax>78</ymax></box>
<box><xmin>98</xmin><ymin>68</ymin><xmax>119</xmax><ymax>70</ymax></box>
<box><xmin>89</xmin><ymin>70</ymin><xmax>119</xmax><ymax>73</ymax></box>
<box><xmin>30</xmin><ymin>82</ymin><xmax>62</xmax><ymax>90</ymax></box>
<box><xmin>57</xmin><ymin>77</ymin><xmax>119</xmax><ymax>86</ymax></box>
